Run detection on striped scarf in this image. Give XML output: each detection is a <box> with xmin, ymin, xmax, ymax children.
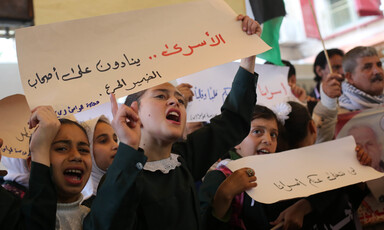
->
<box><xmin>339</xmin><ymin>81</ymin><xmax>384</xmax><ymax>111</ymax></box>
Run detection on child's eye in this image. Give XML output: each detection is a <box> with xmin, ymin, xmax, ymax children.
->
<box><xmin>271</xmin><ymin>132</ymin><xmax>278</xmax><ymax>139</ymax></box>
<box><xmin>55</xmin><ymin>147</ymin><xmax>67</xmax><ymax>152</ymax></box>
<box><xmin>79</xmin><ymin>148</ymin><xmax>90</xmax><ymax>155</ymax></box>
<box><xmin>178</xmin><ymin>98</ymin><xmax>185</xmax><ymax>105</ymax></box>
<box><xmin>252</xmin><ymin>129</ymin><xmax>262</xmax><ymax>135</ymax></box>
<box><xmin>98</xmin><ymin>138</ymin><xmax>107</xmax><ymax>144</ymax></box>
<box><xmin>155</xmin><ymin>94</ymin><xmax>166</xmax><ymax>99</ymax></box>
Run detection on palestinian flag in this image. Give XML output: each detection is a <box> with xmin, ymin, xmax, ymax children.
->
<box><xmin>249</xmin><ymin>0</ymin><xmax>286</xmax><ymax>65</ymax></box>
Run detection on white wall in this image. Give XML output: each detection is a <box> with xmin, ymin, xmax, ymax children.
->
<box><xmin>0</xmin><ymin>63</ymin><xmax>24</xmax><ymax>100</ymax></box>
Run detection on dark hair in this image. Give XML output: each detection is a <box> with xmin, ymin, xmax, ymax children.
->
<box><xmin>252</xmin><ymin>104</ymin><xmax>279</xmax><ymax>124</ymax></box>
<box><xmin>265</xmin><ymin>60</ymin><xmax>296</xmax><ymax>81</ymax></box>
<box><xmin>59</xmin><ymin>118</ymin><xmax>88</xmax><ymax>137</ymax></box>
<box><xmin>277</xmin><ymin>101</ymin><xmax>311</xmax><ymax>151</ymax></box>
<box><xmin>29</xmin><ymin>118</ymin><xmax>88</xmax><ymax>154</ymax></box>
<box><xmin>313</xmin><ymin>48</ymin><xmax>344</xmax><ymax>83</ymax></box>
<box><xmin>124</xmin><ymin>90</ymin><xmax>147</xmax><ymax>107</ymax></box>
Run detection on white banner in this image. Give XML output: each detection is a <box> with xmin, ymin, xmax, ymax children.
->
<box><xmin>226</xmin><ymin>136</ymin><xmax>384</xmax><ymax>204</ymax></box>
<box><xmin>176</xmin><ymin>62</ymin><xmax>291</xmax><ymax>122</ymax></box>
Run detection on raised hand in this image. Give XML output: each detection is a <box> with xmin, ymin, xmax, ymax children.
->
<box><xmin>237</xmin><ymin>15</ymin><xmax>261</xmax><ymax>73</ymax></box>
<box><xmin>29</xmin><ymin>106</ymin><xmax>61</xmax><ymax>166</ymax></box>
<box><xmin>291</xmin><ymin>84</ymin><xmax>307</xmax><ymax>103</ymax></box>
<box><xmin>110</xmin><ymin>94</ymin><xmax>141</xmax><ymax>150</ymax></box>
<box><xmin>176</xmin><ymin>83</ymin><xmax>194</xmax><ymax>103</ymax></box>
<box><xmin>322</xmin><ymin>73</ymin><xmax>344</xmax><ymax>98</ymax></box>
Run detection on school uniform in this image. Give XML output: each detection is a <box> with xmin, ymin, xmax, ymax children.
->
<box><xmin>0</xmin><ymin>162</ymin><xmax>57</xmax><ymax>230</ymax></box>
<box><xmin>199</xmin><ymin>151</ymin><xmax>365</xmax><ymax>230</ymax></box>
<box><xmin>1</xmin><ymin>156</ymin><xmax>30</xmax><ymax>199</ymax></box>
<box><xmin>83</xmin><ymin>67</ymin><xmax>258</xmax><ymax>230</ymax></box>
<box><xmin>56</xmin><ymin>194</ymin><xmax>90</xmax><ymax>230</ymax></box>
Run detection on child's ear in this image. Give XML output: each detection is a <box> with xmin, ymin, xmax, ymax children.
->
<box><xmin>308</xmin><ymin>120</ymin><xmax>317</xmax><ymax>143</ymax></box>
<box><xmin>308</xmin><ymin>120</ymin><xmax>316</xmax><ymax>135</ymax></box>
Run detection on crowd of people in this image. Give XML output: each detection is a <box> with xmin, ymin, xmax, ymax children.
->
<box><xmin>0</xmin><ymin>13</ymin><xmax>384</xmax><ymax>230</ymax></box>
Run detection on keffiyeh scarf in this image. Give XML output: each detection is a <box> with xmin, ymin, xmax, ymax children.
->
<box><xmin>339</xmin><ymin>81</ymin><xmax>384</xmax><ymax>111</ymax></box>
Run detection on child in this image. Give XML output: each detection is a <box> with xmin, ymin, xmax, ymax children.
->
<box><xmin>199</xmin><ymin>105</ymin><xmax>279</xmax><ymax>229</ymax></box>
<box><xmin>0</xmin><ymin>106</ymin><xmax>59</xmax><ymax>229</ymax></box>
<box><xmin>199</xmin><ymin>102</ymin><xmax>371</xmax><ymax>230</ymax></box>
<box><xmin>81</xmin><ymin>116</ymin><xmax>118</xmax><ymax>207</ymax></box>
<box><xmin>28</xmin><ymin>106</ymin><xmax>92</xmax><ymax>229</ymax></box>
<box><xmin>83</xmin><ymin>15</ymin><xmax>261</xmax><ymax>230</ymax></box>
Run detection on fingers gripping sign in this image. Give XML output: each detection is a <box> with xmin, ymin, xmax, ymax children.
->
<box><xmin>212</xmin><ymin>167</ymin><xmax>257</xmax><ymax>219</ymax></box>
<box><xmin>220</xmin><ymin>167</ymin><xmax>257</xmax><ymax>200</ymax></box>
<box><xmin>356</xmin><ymin>145</ymin><xmax>372</xmax><ymax>166</ymax></box>
<box><xmin>110</xmin><ymin>94</ymin><xmax>141</xmax><ymax>150</ymax></box>
<box><xmin>237</xmin><ymin>14</ymin><xmax>262</xmax><ymax>36</ymax></box>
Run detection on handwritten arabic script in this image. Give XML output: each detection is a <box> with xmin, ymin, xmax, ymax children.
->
<box><xmin>273</xmin><ymin>167</ymin><xmax>358</xmax><ymax>192</ymax></box>
<box><xmin>16</xmin><ymin>127</ymin><xmax>33</xmax><ymax>142</ymax></box>
<box><xmin>55</xmin><ymin>100</ymin><xmax>100</xmax><ymax>117</ymax></box>
<box><xmin>27</xmin><ymin>31</ymin><xmax>226</xmax><ymax>91</ymax></box>
<box><xmin>257</xmin><ymin>82</ymin><xmax>288</xmax><ymax>100</ymax></box>
<box><xmin>1</xmin><ymin>145</ymin><xmax>29</xmax><ymax>157</ymax></box>
<box><xmin>27</xmin><ymin>53</ymin><xmax>141</xmax><ymax>89</ymax></box>
<box><xmin>156</xmin><ymin>32</ymin><xmax>226</xmax><ymax>58</ymax></box>
<box><xmin>105</xmin><ymin>70</ymin><xmax>162</xmax><ymax>95</ymax></box>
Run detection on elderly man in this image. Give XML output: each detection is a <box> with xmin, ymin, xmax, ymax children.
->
<box><xmin>313</xmin><ymin>46</ymin><xmax>384</xmax><ymax>142</ymax></box>
<box><xmin>339</xmin><ymin>46</ymin><xmax>384</xmax><ymax>111</ymax></box>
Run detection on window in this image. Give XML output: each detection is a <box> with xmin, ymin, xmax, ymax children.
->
<box><xmin>329</xmin><ymin>0</ymin><xmax>357</xmax><ymax>29</ymax></box>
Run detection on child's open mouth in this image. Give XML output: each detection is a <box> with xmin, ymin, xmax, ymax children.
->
<box><xmin>166</xmin><ymin>110</ymin><xmax>181</xmax><ymax>123</ymax></box>
<box><xmin>257</xmin><ymin>149</ymin><xmax>270</xmax><ymax>155</ymax></box>
<box><xmin>63</xmin><ymin>168</ymin><xmax>84</xmax><ymax>185</ymax></box>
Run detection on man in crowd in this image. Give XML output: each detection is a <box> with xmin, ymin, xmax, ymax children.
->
<box><xmin>310</xmin><ymin>48</ymin><xmax>345</xmax><ymax>100</ymax></box>
<box><xmin>339</xmin><ymin>46</ymin><xmax>384</xmax><ymax>111</ymax></box>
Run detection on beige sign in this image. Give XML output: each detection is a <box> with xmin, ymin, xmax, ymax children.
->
<box><xmin>16</xmin><ymin>0</ymin><xmax>270</xmax><ymax>117</ymax></box>
<box><xmin>0</xmin><ymin>94</ymin><xmax>33</xmax><ymax>159</ymax></box>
